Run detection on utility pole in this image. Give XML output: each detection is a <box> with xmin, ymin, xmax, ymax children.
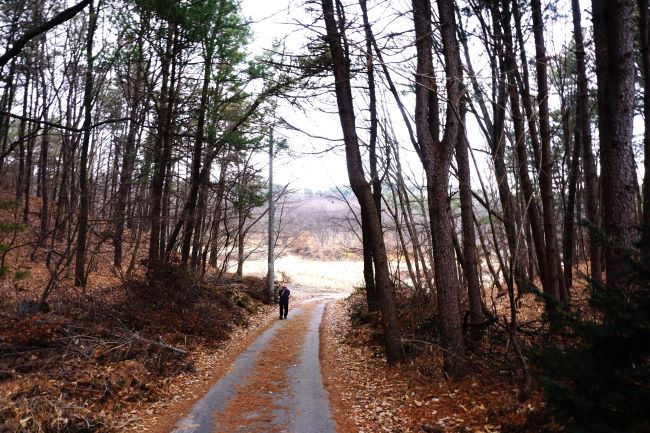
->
<box><xmin>267</xmin><ymin>128</ymin><xmax>275</xmax><ymax>302</ymax></box>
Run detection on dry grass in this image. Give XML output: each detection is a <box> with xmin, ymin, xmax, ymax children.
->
<box><xmin>243</xmin><ymin>254</ymin><xmax>363</xmax><ymax>292</ymax></box>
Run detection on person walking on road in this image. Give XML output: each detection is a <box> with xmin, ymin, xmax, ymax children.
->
<box><xmin>278</xmin><ymin>283</ymin><xmax>290</xmax><ymax>319</ymax></box>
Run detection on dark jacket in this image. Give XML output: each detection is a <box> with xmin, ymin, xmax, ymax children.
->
<box><xmin>278</xmin><ymin>287</ymin><xmax>290</xmax><ymax>304</ymax></box>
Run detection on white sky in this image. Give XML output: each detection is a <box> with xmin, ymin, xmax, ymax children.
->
<box><xmin>240</xmin><ymin>0</ymin><xmax>351</xmax><ymax>192</ymax></box>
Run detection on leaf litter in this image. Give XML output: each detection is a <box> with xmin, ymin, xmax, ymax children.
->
<box><xmin>320</xmin><ymin>297</ymin><xmax>559</xmax><ymax>433</ymax></box>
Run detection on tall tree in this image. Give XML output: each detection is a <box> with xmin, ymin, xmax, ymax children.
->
<box><xmin>501</xmin><ymin>0</ymin><xmax>556</xmax><ymax>302</ymax></box>
<box><xmin>530</xmin><ymin>0</ymin><xmax>567</xmax><ymax>303</ymax></box>
<box><xmin>412</xmin><ymin>0</ymin><xmax>465</xmax><ymax>376</ymax></box>
<box><xmin>638</xmin><ymin>0</ymin><xmax>650</xmax><ymax>256</ymax></box>
<box><xmin>570</xmin><ymin>0</ymin><xmax>601</xmax><ymax>285</ymax></box>
<box><xmin>320</xmin><ymin>0</ymin><xmax>403</xmax><ymax>363</ymax></box>
<box><xmin>74</xmin><ymin>0</ymin><xmax>98</xmax><ymax>287</ymax></box>
<box><xmin>148</xmin><ymin>20</ymin><xmax>177</xmax><ymax>265</ymax></box>
<box><xmin>114</xmin><ymin>15</ymin><xmax>146</xmax><ymax>268</ymax></box>
<box><xmin>359</xmin><ymin>0</ymin><xmax>380</xmax><ymax>312</ymax></box>
<box><xmin>592</xmin><ymin>0</ymin><xmax>638</xmax><ymax>295</ymax></box>
<box><xmin>456</xmin><ymin>131</ymin><xmax>486</xmax><ymax>340</ymax></box>
<box><xmin>475</xmin><ymin>1</ymin><xmax>531</xmax><ymax>298</ymax></box>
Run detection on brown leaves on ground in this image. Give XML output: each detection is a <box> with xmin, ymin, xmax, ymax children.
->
<box><xmin>0</xmin><ymin>266</ymin><xmax>274</xmax><ymax>433</ymax></box>
<box><xmin>321</xmin><ymin>297</ymin><xmax>560</xmax><ymax>433</ymax></box>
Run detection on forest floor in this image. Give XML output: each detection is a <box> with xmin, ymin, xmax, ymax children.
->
<box><xmin>0</xmin><ymin>257</ymin><xmax>279</xmax><ymax>432</ymax></box>
<box><xmin>118</xmin><ymin>289</ymin><xmax>564</xmax><ymax>433</ymax></box>
<box><xmin>321</xmin><ymin>295</ymin><xmax>563</xmax><ymax>433</ymax></box>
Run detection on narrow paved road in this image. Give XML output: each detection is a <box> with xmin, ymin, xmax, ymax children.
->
<box><xmin>169</xmin><ymin>298</ymin><xmax>336</xmax><ymax>433</ymax></box>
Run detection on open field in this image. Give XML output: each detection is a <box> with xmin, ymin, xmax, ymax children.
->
<box><xmin>243</xmin><ymin>254</ymin><xmax>363</xmax><ymax>292</ymax></box>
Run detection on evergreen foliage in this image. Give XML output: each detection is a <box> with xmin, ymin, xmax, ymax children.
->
<box><xmin>535</xmin><ymin>245</ymin><xmax>650</xmax><ymax>433</ymax></box>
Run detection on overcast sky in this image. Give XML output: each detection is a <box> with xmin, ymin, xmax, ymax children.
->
<box><xmin>238</xmin><ymin>0</ymin><xmax>631</xmax><ymax>193</ymax></box>
<box><xmin>239</xmin><ymin>0</ymin><xmax>351</xmax><ymax>192</ymax></box>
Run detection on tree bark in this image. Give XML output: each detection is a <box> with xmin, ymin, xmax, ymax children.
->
<box><xmin>114</xmin><ymin>27</ymin><xmax>144</xmax><ymax>267</ymax></box>
<box><xmin>0</xmin><ymin>60</ymin><xmax>17</xmax><ymax>182</ymax></box>
<box><xmin>321</xmin><ymin>0</ymin><xmax>403</xmax><ymax>363</ymax></box>
<box><xmin>16</xmin><ymin>59</ymin><xmax>30</xmax><ymax>203</ymax></box>
<box><xmin>591</xmin><ymin>0</ymin><xmax>638</xmax><ymax>295</ymax></box>
<box><xmin>638</xmin><ymin>0</ymin><xmax>650</xmax><ymax>257</ymax></box>
<box><xmin>500</xmin><ymin>0</ymin><xmax>556</xmax><ymax>302</ymax></box>
<box><xmin>148</xmin><ymin>22</ymin><xmax>176</xmax><ymax>265</ymax></box>
<box><xmin>530</xmin><ymin>0</ymin><xmax>567</xmax><ymax>303</ymax></box>
<box><xmin>23</xmin><ymin>110</ymin><xmax>35</xmax><ymax>224</ymax></box>
<box><xmin>361</xmin><ymin>219</ymin><xmax>379</xmax><ymax>311</ymax></box>
<box><xmin>511</xmin><ymin>0</ymin><xmax>542</xmax><ymax>171</ymax></box>
<box><xmin>412</xmin><ymin>0</ymin><xmax>465</xmax><ymax>376</ymax></box>
<box><xmin>191</xmin><ymin>162</ymin><xmax>211</xmax><ymax>269</ymax></box>
<box><xmin>181</xmin><ymin>42</ymin><xmax>214</xmax><ymax>265</ymax></box>
<box><xmin>486</xmin><ymin>1</ymin><xmax>530</xmax><ymax>298</ymax></box>
<box><xmin>209</xmin><ymin>157</ymin><xmax>229</xmax><ymax>267</ymax></box>
<box><xmin>562</xmin><ymin>71</ymin><xmax>580</xmax><ymax>290</ymax></box>
<box><xmin>360</xmin><ymin>0</ymin><xmax>380</xmax><ymax>312</ymax></box>
<box><xmin>571</xmin><ymin>0</ymin><xmax>602</xmax><ymax>285</ymax></box>
<box><xmin>74</xmin><ymin>0</ymin><xmax>97</xmax><ymax>287</ymax></box>
<box><xmin>456</xmin><ymin>131</ymin><xmax>485</xmax><ymax>336</ymax></box>
<box><xmin>37</xmin><ymin>31</ymin><xmax>49</xmax><ymax>239</ymax></box>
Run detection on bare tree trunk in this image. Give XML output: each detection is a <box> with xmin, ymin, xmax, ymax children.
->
<box><xmin>501</xmin><ymin>0</ymin><xmax>556</xmax><ymax>302</ymax></box>
<box><xmin>0</xmin><ymin>60</ymin><xmax>17</xmax><ymax>182</ymax></box>
<box><xmin>209</xmin><ymin>157</ymin><xmax>228</xmax><ymax>267</ymax></box>
<box><xmin>22</xmin><ymin>61</ymin><xmax>37</xmax><ymax>225</ymax></box>
<box><xmin>457</xmin><ymin>131</ymin><xmax>485</xmax><ymax>336</ymax></box>
<box><xmin>54</xmin><ymin>114</ymin><xmax>72</xmax><ymax>242</ymax></box>
<box><xmin>127</xmin><ymin>185</ymin><xmax>146</xmax><ymax>275</ymax></box>
<box><xmin>359</xmin><ymin>0</ymin><xmax>380</xmax><ymax>312</ymax></box>
<box><xmin>389</xmin><ymin>142</ymin><xmax>432</xmax><ymax>294</ymax></box>
<box><xmin>114</xmin><ymin>29</ymin><xmax>144</xmax><ymax>267</ymax></box>
<box><xmin>74</xmin><ymin>0</ymin><xmax>97</xmax><ymax>287</ymax></box>
<box><xmin>474</xmin><ymin>213</ymin><xmax>504</xmax><ymax>295</ymax></box>
<box><xmin>181</xmin><ymin>42</ymin><xmax>213</xmax><ymax>265</ymax></box>
<box><xmin>511</xmin><ymin>0</ymin><xmax>541</xmax><ymax>171</ymax></box>
<box><xmin>16</xmin><ymin>59</ymin><xmax>30</xmax><ymax>202</ymax></box>
<box><xmin>531</xmin><ymin>0</ymin><xmax>567</xmax><ymax>303</ymax></box>
<box><xmin>149</xmin><ymin>23</ymin><xmax>176</xmax><ymax>264</ymax></box>
<box><xmin>191</xmin><ymin>164</ymin><xmax>211</xmax><ymax>269</ymax></box>
<box><xmin>592</xmin><ymin>0</ymin><xmax>638</xmax><ymax>295</ymax></box>
<box><xmin>236</xmin><ymin>208</ymin><xmax>245</xmax><ymax>280</ymax></box>
<box><xmin>563</xmin><ymin>88</ymin><xmax>580</xmax><ymax>291</ymax></box>
<box><xmin>412</xmin><ymin>0</ymin><xmax>465</xmax><ymax>376</ymax></box>
<box><xmin>23</xmin><ymin>114</ymin><xmax>35</xmax><ymax>224</ymax></box>
<box><xmin>385</xmin><ymin>181</ymin><xmax>420</xmax><ymax>292</ymax></box>
<box><xmin>321</xmin><ymin>0</ymin><xmax>403</xmax><ymax>363</ymax></box>
<box><xmin>127</xmin><ymin>151</ymin><xmax>151</xmax><ymax>275</ymax></box>
<box><xmin>361</xmin><ymin>220</ymin><xmax>379</xmax><ymax>311</ymax></box>
<box><xmin>160</xmin><ymin>158</ymin><xmax>173</xmax><ymax>258</ymax></box>
<box><xmin>481</xmin><ymin>2</ymin><xmax>529</xmax><ymax>299</ymax></box>
<box><xmin>38</xmin><ymin>40</ymin><xmax>50</xmax><ymax>239</ymax></box>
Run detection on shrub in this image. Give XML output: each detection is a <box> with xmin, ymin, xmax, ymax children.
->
<box><xmin>535</xmin><ymin>253</ymin><xmax>650</xmax><ymax>432</ymax></box>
